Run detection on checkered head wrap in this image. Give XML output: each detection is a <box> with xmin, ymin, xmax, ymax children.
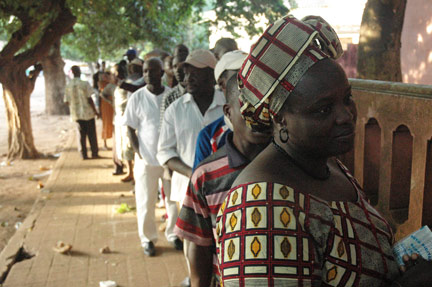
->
<box><xmin>238</xmin><ymin>15</ymin><xmax>343</xmax><ymax>132</ymax></box>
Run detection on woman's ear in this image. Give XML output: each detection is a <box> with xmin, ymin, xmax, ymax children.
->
<box><xmin>272</xmin><ymin>113</ymin><xmax>286</xmax><ymax>130</ymax></box>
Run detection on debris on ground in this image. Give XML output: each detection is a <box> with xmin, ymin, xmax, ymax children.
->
<box><xmin>0</xmin><ymin>221</ymin><xmax>8</xmax><ymax>227</ymax></box>
<box><xmin>39</xmin><ymin>166</ymin><xmax>51</xmax><ymax>171</ymax></box>
<box><xmin>99</xmin><ymin>246</ymin><xmax>111</xmax><ymax>254</ymax></box>
<box><xmin>99</xmin><ymin>280</ymin><xmax>117</xmax><ymax>287</ymax></box>
<box><xmin>29</xmin><ymin>170</ymin><xmax>52</xmax><ymax>181</ymax></box>
<box><xmin>52</xmin><ymin>241</ymin><xmax>72</xmax><ymax>254</ymax></box>
<box><xmin>37</xmin><ymin>181</ymin><xmax>44</xmax><ymax>189</ymax></box>
<box><xmin>115</xmin><ymin>203</ymin><xmax>135</xmax><ymax>214</ymax></box>
<box><xmin>0</xmin><ymin>161</ymin><xmax>13</xmax><ymax>166</ymax></box>
<box><xmin>14</xmin><ymin>222</ymin><xmax>22</xmax><ymax>229</ymax></box>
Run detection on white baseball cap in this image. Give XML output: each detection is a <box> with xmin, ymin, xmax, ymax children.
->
<box><xmin>214</xmin><ymin>50</ymin><xmax>248</xmax><ymax>81</ymax></box>
<box><xmin>181</xmin><ymin>49</ymin><xmax>217</xmax><ymax>69</ymax></box>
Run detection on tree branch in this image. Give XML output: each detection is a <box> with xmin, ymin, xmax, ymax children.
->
<box><xmin>0</xmin><ymin>0</ymin><xmax>57</xmax><ymax>64</ymax></box>
<box><xmin>15</xmin><ymin>5</ymin><xmax>76</xmax><ymax>69</ymax></box>
<box><xmin>0</xmin><ymin>20</ymin><xmax>42</xmax><ymax>64</ymax></box>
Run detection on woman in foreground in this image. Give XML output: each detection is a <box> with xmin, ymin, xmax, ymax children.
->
<box><xmin>215</xmin><ymin>15</ymin><xmax>431</xmax><ymax>286</ymax></box>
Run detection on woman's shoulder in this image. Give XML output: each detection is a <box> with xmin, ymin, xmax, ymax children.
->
<box><xmin>231</xmin><ymin>150</ymin><xmax>283</xmax><ymax>188</ymax></box>
<box><xmin>231</xmin><ymin>164</ymin><xmax>272</xmax><ymax>188</ymax></box>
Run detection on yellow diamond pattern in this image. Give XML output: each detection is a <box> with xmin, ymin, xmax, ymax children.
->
<box><xmin>231</xmin><ymin>190</ymin><xmax>239</xmax><ymax>205</ymax></box>
<box><xmin>280</xmin><ymin>208</ymin><xmax>291</xmax><ymax>227</ymax></box>
<box><xmin>252</xmin><ymin>184</ymin><xmax>261</xmax><ymax>199</ymax></box>
<box><xmin>220</xmin><ymin>200</ymin><xmax>226</xmax><ymax>213</ymax></box>
<box><xmin>279</xmin><ymin>185</ymin><xmax>290</xmax><ymax>199</ymax></box>
<box><xmin>229</xmin><ymin>213</ymin><xmax>238</xmax><ymax>231</ymax></box>
<box><xmin>250</xmin><ymin>237</ymin><xmax>261</xmax><ymax>257</ymax></box>
<box><xmin>280</xmin><ymin>237</ymin><xmax>291</xmax><ymax>258</ymax></box>
<box><xmin>327</xmin><ymin>266</ymin><xmax>337</xmax><ymax>282</ymax></box>
<box><xmin>251</xmin><ymin>208</ymin><xmax>262</xmax><ymax>227</ymax></box>
<box><xmin>228</xmin><ymin>239</ymin><xmax>235</xmax><ymax>260</ymax></box>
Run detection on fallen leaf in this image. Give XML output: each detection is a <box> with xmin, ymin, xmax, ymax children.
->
<box><xmin>115</xmin><ymin>203</ymin><xmax>135</xmax><ymax>214</ymax></box>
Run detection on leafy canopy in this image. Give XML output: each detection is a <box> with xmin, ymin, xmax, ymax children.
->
<box><xmin>62</xmin><ymin>0</ymin><xmax>293</xmax><ymax>61</ymax></box>
<box><xmin>211</xmin><ymin>0</ymin><xmax>293</xmax><ymax>37</ymax></box>
<box><xmin>0</xmin><ymin>0</ymin><xmax>293</xmax><ymax>63</ymax></box>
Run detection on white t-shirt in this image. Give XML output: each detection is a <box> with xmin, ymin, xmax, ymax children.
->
<box><xmin>157</xmin><ymin>90</ymin><xmax>225</xmax><ymax>201</ymax></box>
<box><xmin>124</xmin><ymin>85</ymin><xmax>171</xmax><ymax>166</ymax></box>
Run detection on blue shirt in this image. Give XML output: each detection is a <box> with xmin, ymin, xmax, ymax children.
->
<box><xmin>192</xmin><ymin>116</ymin><xmax>230</xmax><ymax>170</ymax></box>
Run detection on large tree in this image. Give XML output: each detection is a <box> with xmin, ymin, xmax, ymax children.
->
<box><xmin>0</xmin><ymin>0</ymin><xmax>291</xmax><ymax>159</ymax></box>
<box><xmin>0</xmin><ymin>0</ymin><xmax>76</xmax><ymax>159</ymax></box>
<box><xmin>0</xmin><ymin>0</ymin><xmax>199</xmax><ymax>159</ymax></box>
<box><xmin>42</xmin><ymin>40</ymin><xmax>68</xmax><ymax>115</ymax></box>
<box><xmin>357</xmin><ymin>0</ymin><xmax>407</xmax><ymax>81</ymax></box>
<box><xmin>45</xmin><ymin>0</ymin><xmax>203</xmax><ymax>117</ymax></box>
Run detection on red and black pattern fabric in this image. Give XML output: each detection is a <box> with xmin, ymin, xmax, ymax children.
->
<box><xmin>215</xmin><ymin>160</ymin><xmax>399</xmax><ymax>286</ymax></box>
<box><xmin>174</xmin><ymin>133</ymin><xmax>250</xmax><ymax>284</ymax></box>
<box><xmin>237</xmin><ymin>15</ymin><xmax>343</xmax><ymax>133</ymax></box>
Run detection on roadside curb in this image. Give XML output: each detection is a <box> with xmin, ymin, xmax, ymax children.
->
<box><xmin>0</xmin><ymin>131</ymin><xmax>75</xmax><ymax>283</ymax></box>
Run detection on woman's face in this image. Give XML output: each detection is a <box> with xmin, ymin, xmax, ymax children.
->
<box><xmin>280</xmin><ymin>59</ymin><xmax>357</xmax><ymax>158</ymax></box>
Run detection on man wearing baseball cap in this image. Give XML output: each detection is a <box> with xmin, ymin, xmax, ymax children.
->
<box><xmin>124</xmin><ymin>48</ymin><xmax>137</xmax><ymax>62</ymax></box>
<box><xmin>192</xmin><ymin>50</ymin><xmax>248</xmax><ymax>170</ymax></box>
<box><xmin>157</xmin><ymin>49</ymin><xmax>225</xmax><ymax>203</ymax></box>
<box><xmin>157</xmin><ymin>49</ymin><xmax>225</xmax><ymax>286</ymax></box>
<box><xmin>117</xmin><ymin>49</ymin><xmax>146</xmax><ymax>93</ymax></box>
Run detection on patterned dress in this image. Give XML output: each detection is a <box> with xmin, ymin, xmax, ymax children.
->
<box><xmin>215</xmin><ymin>161</ymin><xmax>399</xmax><ymax>286</ymax></box>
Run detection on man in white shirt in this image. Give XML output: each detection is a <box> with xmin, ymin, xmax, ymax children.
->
<box><xmin>157</xmin><ymin>49</ymin><xmax>225</xmax><ymax>204</ymax></box>
<box><xmin>157</xmin><ymin>50</ymin><xmax>224</xmax><ymax>286</ymax></box>
<box><xmin>124</xmin><ymin>58</ymin><xmax>180</xmax><ymax>257</ymax></box>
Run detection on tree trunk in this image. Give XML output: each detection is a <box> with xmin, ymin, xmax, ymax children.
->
<box><xmin>42</xmin><ymin>40</ymin><xmax>68</xmax><ymax>115</ymax></box>
<box><xmin>1</xmin><ymin>67</ymin><xmax>38</xmax><ymax>159</ymax></box>
<box><xmin>0</xmin><ymin>2</ymin><xmax>76</xmax><ymax>159</ymax></box>
<box><xmin>357</xmin><ymin>0</ymin><xmax>407</xmax><ymax>81</ymax></box>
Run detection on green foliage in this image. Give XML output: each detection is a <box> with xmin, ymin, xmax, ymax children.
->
<box><xmin>0</xmin><ymin>0</ymin><xmax>293</xmax><ymax>63</ymax></box>
<box><xmin>210</xmin><ymin>0</ymin><xmax>290</xmax><ymax>37</ymax></box>
<box><xmin>62</xmin><ymin>0</ymin><xmax>204</xmax><ymax>62</ymax></box>
<box><xmin>61</xmin><ymin>0</ymin><xmax>292</xmax><ymax>62</ymax></box>
<box><xmin>0</xmin><ymin>1</ymin><xmax>61</xmax><ymax>55</ymax></box>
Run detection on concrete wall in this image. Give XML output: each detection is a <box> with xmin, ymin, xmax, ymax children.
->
<box><xmin>349</xmin><ymin>79</ymin><xmax>432</xmax><ymax>240</ymax></box>
<box><xmin>401</xmin><ymin>1</ymin><xmax>432</xmax><ymax>84</ymax></box>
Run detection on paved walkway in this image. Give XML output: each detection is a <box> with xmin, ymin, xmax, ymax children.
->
<box><xmin>0</xmin><ymin>134</ymin><xmax>188</xmax><ymax>287</ymax></box>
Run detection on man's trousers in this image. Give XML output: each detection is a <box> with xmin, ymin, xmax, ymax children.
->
<box><xmin>75</xmin><ymin>118</ymin><xmax>98</xmax><ymax>158</ymax></box>
<box><xmin>134</xmin><ymin>155</ymin><xmax>179</xmax><ymax>246</ymax></box>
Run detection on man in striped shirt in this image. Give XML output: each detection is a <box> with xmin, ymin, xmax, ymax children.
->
<box><xmin>174</xmin><ymin>76</ymin><xmax>271</xmax><ymax>286</ymax></box>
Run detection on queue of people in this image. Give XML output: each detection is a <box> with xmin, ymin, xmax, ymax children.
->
<box><xmin>63</xmin><ymin>14</ymin><xmax>432</xmax><ymax>287</ymax></box>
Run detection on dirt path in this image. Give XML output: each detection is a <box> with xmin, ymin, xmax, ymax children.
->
<box><xmin>0</xmin><ymin>77</ymin><xmax>74</xmax><ymax>253</ymax></box>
